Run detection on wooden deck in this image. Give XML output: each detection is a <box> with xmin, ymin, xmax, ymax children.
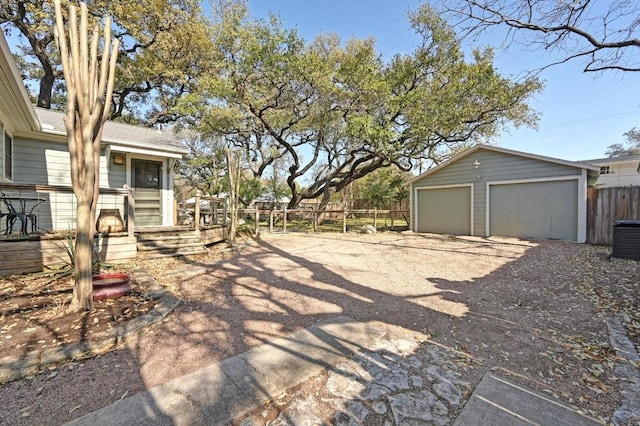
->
<box><xmin>0</xmin><ymin>225</ymin><xmax>228</xmax><ymax>276</ymax></box>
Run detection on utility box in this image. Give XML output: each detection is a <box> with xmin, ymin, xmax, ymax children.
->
<box><xmin>612</xmin><ymin>219</ymin><xmax>640</xmax><ymax>260</ymax></box>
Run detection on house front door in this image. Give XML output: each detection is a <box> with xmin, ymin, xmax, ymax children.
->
<box><xmin>133</xmin><ymin>159</ymin><xmax>162</xmax><ymax>226</ymax></box>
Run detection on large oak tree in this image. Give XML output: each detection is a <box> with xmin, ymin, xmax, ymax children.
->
<box><xmin>188</xmin><ymin>1</ymin><xmax>542</xmax><ymax>209</ymax></box>
<box><xmin>2</xmin><ymin>0</ymin><xmax>214</xmax><ymax>124</ymax></box>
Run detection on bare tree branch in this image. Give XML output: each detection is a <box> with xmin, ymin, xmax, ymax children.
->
<box><xmin>443</xmin><ymin>0</ymin><xmax>640</xmax><ymax>73</ymax></box>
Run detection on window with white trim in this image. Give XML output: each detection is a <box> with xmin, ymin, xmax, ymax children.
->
<box><xmin>599</xmin><ymin>166</ymin><xmax>611</xmax><ymax>174</ymax></box>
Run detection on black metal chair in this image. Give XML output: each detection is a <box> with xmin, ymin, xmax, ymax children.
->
<box><xmin>1</xmin><ymin>196</ymin><xmax>35</xmax><ymax>235</ymax></box>
<box><xmin>0</xmin><ymin>195</ymin><xmax>17</xmax><ymax>235</ymax></box>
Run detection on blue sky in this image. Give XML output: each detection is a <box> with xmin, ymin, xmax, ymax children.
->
<box><xmin>245</xmin><ymin>0</ymin><xmax>640</xmax><ymax>161</ymax></box>
<box><xmin>5</xmin><ymin>0</ymin><xmax>637</xmax><ymax>162</ymax></box>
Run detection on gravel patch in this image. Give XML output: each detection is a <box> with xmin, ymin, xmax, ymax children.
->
<box><xmin>0</xmin><ymin>232</ymin><xmax>637</xmax><ymax>425</ymax></box>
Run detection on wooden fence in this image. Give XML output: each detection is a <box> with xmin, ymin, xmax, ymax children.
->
<box><xmin>238</xmin><ymin>208</ymin><xmax>409</xmax><ymax>234</ymax></box>
<box><xmin>587</xmin><ymin>186</ymin><xmax>640</xmax><ymax>245</ymax></box>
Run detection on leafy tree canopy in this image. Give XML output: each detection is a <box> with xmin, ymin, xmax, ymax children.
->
<box><xmin>186</xmin><ymin>1</ymin><xmax>541</xmax><ymax>209</ymax></box>
<box><xmin>1</xmin><ymin>0</ymin><xmax>215</xmax><ymax>124</ymax></box>
<box><xmin>351</xmin><ymin>167</ymin><xmax>411</xmax><ymax>210</ymax></box>
<box><xmin>606</xmin><ymin>128</ymin><xmax>640</xmax><ymax>157</ymax></box>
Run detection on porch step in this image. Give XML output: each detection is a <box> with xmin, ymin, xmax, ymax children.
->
<box><xmin>138</xmin><ymin>248</ymin><xmax>209</xmax><ymax>259</ymax></box>
<box><xmin>136</xmin><ymin>230</ymin><xmax>208</xmax><ymax>259</ymax></box>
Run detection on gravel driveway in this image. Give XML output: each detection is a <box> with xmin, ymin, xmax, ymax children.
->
<box><xmin>3</xmin><ymin>232</ymin><xmax>638</xmax><ymax>425</ymax></box>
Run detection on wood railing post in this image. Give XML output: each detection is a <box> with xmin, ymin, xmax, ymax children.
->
<box><xmin>194</xmin><ymin>195</ymin><xmax>200</xmax><ymax>233</ymax></box>
<box><xmin>126</xmin><ymin>188</ymin><xmax>135</xmax><ymax>237</ymax></box>
<box><xmin>390</xmin><ymin>210</ymin><xmax>395</xmax><ymax>231</ymax></box>
<box><xmin>173</xmin><ymin>198</ymin><xmax>178</xmax><ymax>226</ymax></box>
<box><xmin>223</xmin><ymin>198</ymin><xmax>228</xmax><ymax>226</ymax></box>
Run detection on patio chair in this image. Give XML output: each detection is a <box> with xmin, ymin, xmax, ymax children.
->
<box><xmin>0</xmin><ymin>195</ymin><xmax>17</xmax><ymax>235</ymax></box>
<box><xmin>1</xmin><ymin>197</ymin><xmax>36</xmax><ymax>236</ymax></box>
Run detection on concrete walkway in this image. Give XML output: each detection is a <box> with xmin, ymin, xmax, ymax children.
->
<box><xmin>454</xmin><ymin>373</ymin><xmax>603</xmax><ymax>426</ymax></box>
<box><xmin>66</xmin><ymin>316</ymin><xmax>384</xmax><ymax>425</ymax></box>
<box><xmin>67</xmin><ymin>316</ymin><xmax>605</xmax><ymax>426</ymax></box>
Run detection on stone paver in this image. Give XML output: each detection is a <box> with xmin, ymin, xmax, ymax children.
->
<box><xmin>607</xmin><ymin>312</ymin><xmax>640</xmax><ymax>425</ymax></box>
<box><xmin>250</xmin><ymin>334</ymin><xmax>472</xmax><ymax>425</ymax></box>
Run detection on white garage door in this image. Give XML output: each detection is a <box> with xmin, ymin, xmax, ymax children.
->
<box><xmin>489</xmin><ymin>180</ymin><xmax>578</xmax><ymax>241</ymax></box>
<box><xmin>416</xmin><ymin>186</ymin><xmax>471</xmax><ymax>235</ymax></box>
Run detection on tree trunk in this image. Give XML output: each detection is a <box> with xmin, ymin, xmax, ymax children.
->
<box><xmin>36</xmin><ymin>58</ymin><xmax>55</xmax><ymax>108</ymax></box>
<box><xmin>70</xmin><ymin>200</ymin><xmax>93</xmax><ymax>311</ymax></box>
<box><xmin>54</xmin><ymin>0</ymin><xmax>119</xmax><ymax>312</ymax></box>
<box><xmin>226</xmin><ymin>149</ymin><xmax>241</xmax><ymax>247</ymax></box>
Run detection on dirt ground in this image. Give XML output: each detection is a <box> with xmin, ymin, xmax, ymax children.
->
<box><xmin>1</xmin><ymin>232</ymin><xmax>638</xmax><ymax>425</ymax></box>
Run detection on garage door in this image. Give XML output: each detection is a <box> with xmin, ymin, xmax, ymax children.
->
<box><xmin>489</xmin><ymin>180</ymin><xmax>578</xmax><ymax>241</ymax></box>
<box><xmin>417</xmin><ymin>186</ymin><xmax>471</xmax><ymax>235</ymax></box>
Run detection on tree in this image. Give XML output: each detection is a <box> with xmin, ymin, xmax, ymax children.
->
<box><xmin>225</xmin><ymin>148</ymin><xmax>241</xmax><ymax>246</ymax></box>
<box><xmin>443</xmin><ymin>0</ymin><xmax>640</xmax><ymax>73</ymax></box>
<box><xmin>192</xmin><ymin>1</ymin><xmax>541</xmax><ymax>210</ymax></box>
<box><xmin>2</xmin><ymin>0</ymin><xmax>214</xmax><ymax>124</ymax></box>
<box><xmin>176</xmin><ymin>133</ymin><xmax>228</xmax><ymax>196</ymax></box>
<box><xmin>353</xmin><ymin>167</ymin><xmax>410</xmax><ymax>210</ymax></box>
<box><xmin>53</xmin><ymin>0</ymin><xmax>119</xmax><ymax>311</ymax></box>
<box><xmin>175</xmin><ymin>132</ymin><xmax>263</xmax><ymax>207</ymax></box>
<box><xmin>606</xmin><ymin>128</ymin><xmax>640</xmax><ymax>157</ymax></box>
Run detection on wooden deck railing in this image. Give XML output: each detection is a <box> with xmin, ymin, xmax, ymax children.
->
<box><xmin>0</xmin><ymin>182</ymin><xmax>135</xmax><ymax>238</ymax></box>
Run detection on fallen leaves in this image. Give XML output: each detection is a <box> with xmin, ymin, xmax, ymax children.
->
<box><xmin>0</xmin><ymin>271</ymin><xmax>157</xmax><ymax>361</ymax></box>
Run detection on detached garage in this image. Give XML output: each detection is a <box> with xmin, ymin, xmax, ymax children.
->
<box><xmin>408</xmin><ymin>145</ymin><xmax>599</xmax><ymax>242</ymax></box>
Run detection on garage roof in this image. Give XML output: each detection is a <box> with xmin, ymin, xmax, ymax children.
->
<box><xmin>407</xmin><ymin>144</ymin><xmax>599</xmax><ymax>185</ymax></box>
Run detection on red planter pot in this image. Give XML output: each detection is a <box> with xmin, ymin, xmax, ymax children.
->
<box><xmin>92</xmin><ymin>273</ymin><xmax>131</xmax><ymax>301</ymax></box>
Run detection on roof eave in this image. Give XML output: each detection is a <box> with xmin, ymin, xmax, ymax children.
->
<box><xmin>407</xmin><ymin>144</ymin><xmax>599</xmax><ymax>185</ymax></box>
<box><xmin>0</xmin><ymin>33</ymin><xmax>40</xmax><ymax>132</ymax></box>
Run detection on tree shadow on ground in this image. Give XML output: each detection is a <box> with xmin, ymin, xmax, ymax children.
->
<box><xmin>1</xmin><ymin>233</ymin><xmax>627</xmax><ymax>424</ymax></box>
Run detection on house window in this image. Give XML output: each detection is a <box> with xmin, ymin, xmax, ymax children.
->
<box><xmin>4</xmin><ymin>131</ymin><xmax>12</xmax><ymax>180</ymax></box>
<box><xmin>600</xmin><ymin>166</ymin><xmax>611</xmax><ymax>175</ymax></box>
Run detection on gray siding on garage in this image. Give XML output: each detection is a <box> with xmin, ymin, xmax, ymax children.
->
<box><xmin>416</xmin><ymin>186</ymin><xmax>471</xmax><ymax>234</ymax></box>
<box><xmin>490</xmin><ymin>180</ymin><xmax>578</xmax><ymax>240</ymax></box>
<box><xmin>412</xmin><ymin>149</ymin><xmax>582</xmax><ymax>236</ymax></box>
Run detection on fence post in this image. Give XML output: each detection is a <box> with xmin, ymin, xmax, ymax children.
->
<box><xmin>313</xmin><ymin>209</ymin><xmax>317</xmax><ymax>232</ymax></box>
<box><xmin>343</xmin><ymin>209</ymin><xmax>347</xmax><ymax>233</ymax></box>
<box><xmin>283</xmin><ymin>207</ymin><xmax>287</xmax><ymax>234</ymax></box>
<box><xmin>270</xmin><ymin>210</ymin><xmax>274</xmax><ymax>233</ymax></box>
<box><xmin>374</xmin><ymin>208</ymin><xmax>377</xmax><ymax>230</ymax></box>
<box><xmin>255</xmin><ymin>206</ymin><xmax>259</xmax><ymax>235</ymax></box>
<box><xmin>390</xmin><ymin>210</ymin><xmax>395</xmax><ymax>231</ymax></box>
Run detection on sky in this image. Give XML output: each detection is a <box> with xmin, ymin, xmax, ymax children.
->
<box><xmin>244</xmin><ymin>0</ymin><xmax>640</xmax><ymax>162</ymax></box>
<box><xmin>4</xmin><ymin>0</ymin><xmax>638</xmax><ymax>163</ymax></box>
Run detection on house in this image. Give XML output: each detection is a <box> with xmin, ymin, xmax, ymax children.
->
<box><xmin>407</xmin><ymin>144</ymin><xmax>599</xmax><ymax>243</ymax></box>
<box><xmin>582</xmin><ymin>155</ymin><xmax>640</xmax><ymax>187</ymax></box>
<box><xmin>0</xmin><ymin>31</ymin><xmax>188</xmax><ymax>232</ymax></box>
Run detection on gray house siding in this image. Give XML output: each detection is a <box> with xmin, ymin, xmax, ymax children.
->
<box><xmin>0</xmin><ymin>122</ymin><xmax>4</xmax><ymax>178</ymax></box>
<box><xmin>412</xmin><ymin>149</ymin><xmax>584</xmax><ymax>238</ymax></box>
<box><xmin>9</xmin><ymin>137</ymin><xmax>128</xmax><ymax>231</ymax></box>
<box><xmin>13</xmin><ymin>137</ymin><xmax>125</xmax><ymax>186</ymax></box>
